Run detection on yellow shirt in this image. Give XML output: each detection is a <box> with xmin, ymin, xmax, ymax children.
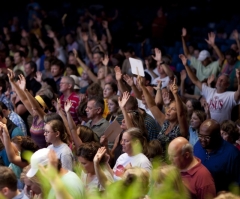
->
<box><xmin>103</xmin><ymin>98</ymin><xmax>109</xmax><ymax>118</ymax></box>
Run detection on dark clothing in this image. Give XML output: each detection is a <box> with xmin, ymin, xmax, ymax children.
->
<box><xmin>26</xmin><ymin>75</ymin><xmax>41</xmax><ymax>96</ymax></box>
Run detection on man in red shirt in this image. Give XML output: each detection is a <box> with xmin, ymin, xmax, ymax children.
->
<box><xmin>168</xmin><ymin>137</ymin><xmax>216</xmax><ymax>199</ymax></box>
<box><xmin>59</xmin><ymin>76</ymin><xmax>80</xmax><ymax>124</ymax></box>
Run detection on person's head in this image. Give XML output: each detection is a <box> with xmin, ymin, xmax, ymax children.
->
<box><xmin>68</xmin><ymin>51</ymin><xmax>78</xmax><ymax>65</ymax></box>
<box><xmin>24</xmin><ymin>61</ymin><xmax>37</xmax><ymax>76</ymax></box>
<box><xmin>199</xmin><ymin>119</ymin><xmax>222</xmax><ymax>150</ymax></box>
<box><xmin>103</xmin><ymin>82</ymin><xmax>118</xmax><ymax>99</ymax></box>
<box><xmin>220</xmin><ymin>120</ymin><xmax>239</xmax><ymax>144</ymax></box>
<box><xmin>104</xmin><ymin>73</ymin><xmax>117</xmax><ymax>84</ymax></box>
<box><xmin>185</xmin><ymin>99</ymin><xmax>202</xmax><ymax>117</ymax></box>
<box><xmin>65</xmin><ymin>33</ymin><xmax>74</xmax><ymax>45</ymax></box>
<box><xmin>0</xmin><ymin>167</ymin><xmax>18</xmax><ymax>198</ymax></box>
<box><xmin>122</xmin><ymin>46</ymin><xmax>135</xmax><ymax>59</ymax></box>
<box><xmin>43</xmin><ymin>112</ymin><xmax>63</xmax><ymax>124</ymax></box>
<box><xmin>32</xmin><ymin>45</ymin><xmax>43</xmax><ymax>58</ymax></box>
<box><xmin>77</xmin><ymin>125</ymin><xmax>99</xmax><ymax>143</ymax></box>
<box><xmin>165</xmin><ymin>101</ymin><xmax>178</xmax><ymax>123</ymax></box>
<box><xmin>198</xmin><ymin>50</ymin><xmax>211</xmax><ymax>66</ymax></box>
<box><xmin>215</xmin><ymin>73</ymin><xmax>230</xmax><ymax>93</ymax></box>
<box><xmin>124</xmin><ymin>96</ymin><xmax>138</xmax><ymax>111</ymax></box>
<box><xmin>121</xmin><ymin>127</ymin><xmax>147</xmax><ymax>156</ymax></box>
<box><xmin>34</xmin><ymin>95</ymin><xmax>55</xmax><ymax>115</ymax></box>
<box><xmin>168</xmin><ymin>137</ymin><xmax>194</xmax><ymax>170</ymax></box>
<box><xmin>147</xmin><ymin>139</ymin><xmax>163</xmax><ymax>161</ymax></box>
<box><xmin>13</xmin><ymin>50</ymin><xmax>25</xmax><ymax>65</ymax></box>
<box><xmin>5</xmin><ymin>56</ymin><xmax>14</xmax><ymax>68</ymax></box>
<box><xmin>107</xmin><ymin>95</ymin><xmax>120</xmax><ymax>115</ymax></box>
<box><xmin>190</xmin><ymin>110</ymin><xmax>206</xmax><ymax>130</ymax></box>
<box><xmin>77</xmin><ymin>100</ymin><xmax>88</xmax><ymax>122</ymax></box>
<box><xmin>76</xmin><ymin>142</ymin><xmax>101</xmax><ymax>173</ymax></box>
<box><xmin>122</xmin><ymin>167</ymin><xmax>150</xmax><ymax>197</ymax></box>
<box><xmin>59</xmin><ymin>76</ymin><xmax>75</xmax><ymax>93</ymax></box>
<box><xmin>157</xmin><ymin>63</ymin><xmax>167</xmax><ymax>77</ymax></box>
<box><xmin>86</xmin><ymin>83</ymin><xmax>103</xmax><ymax>98</ymax></box>
<box><xmin>44</xmin><ymin>56</ymin><xmax>54</xmax><ymax>71</ymax></box>
<box><xmin>225</xmin><ymin>49</ymin><xmax>238</xmax><ymax>65</ymax></box>
<box><xmin>81</xmin><ymin>70</ymin><xmax>90</xmax><ymax>81</ymax></box>
<box><xmin>50</xmin><ymin>59</ymin><xmax>65</xmax><ymax>78</ymax></box>
<box><xmin>39</xmin><ymin>78</ymin><xmax>58</xmax><ymax>95</ymax></box>
<box><xmin>65</xmin><ymin>64</ymin><xmax>80</xmax><ymax>76</ymax></box>
<box><xmin>85</xmin><ymin>96</ymin><xmax>105</xmax><ymax>119</ymax></box>
<box><xmin>44</xmin><ymin>119</ymin><xmax>68</xmax><ymax>144</ymax></box>
<box><xmin>92</xmin><ymin>51</ymin><xmax>104</xmax><ymax>66</ymax></box>
<box><xmin>43</xmin><ymin>45</ymin><xmax>55</xmax><ymax>57</ymax></box>
<box><xmin>97</xmin><ymin>66</ymin><xmax>111</xmax><ymax>80</ymax></box>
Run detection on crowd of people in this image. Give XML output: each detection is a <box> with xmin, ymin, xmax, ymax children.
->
<box><xmin>1</xmin><ymin>1</ymin><xmax>240</xmax><ymax>199</ymax></box>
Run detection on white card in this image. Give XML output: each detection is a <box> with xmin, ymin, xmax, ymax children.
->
<box><xmin>129</xmin><ymin>57</ymin><xmax>145</xmax><ymax>77</ymax></box>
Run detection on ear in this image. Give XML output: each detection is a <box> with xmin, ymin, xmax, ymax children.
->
<box><xmin>1</xmin><ymin>187</ymin><xmax>8</xmax><ymax>196</ymax></box>
<box><xmin>55</xmin><ymin>131</ymin><xmax>60</xmax><ymax>138</ymax></box>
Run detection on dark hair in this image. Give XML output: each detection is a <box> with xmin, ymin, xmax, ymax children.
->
<box><xmin>77</xmin><ymin>125</ymin><xmax>99</xmax><ymax>143</ymax></box>
<box><xmin>0</xmin><ymin>101</ymin><xmax>8</xmax><ymax>110</ymax></box>
<box><xmin>44</xmin><ymin>45</ymin><xmax>55</xmax><ymax>53</ymax></box>
<box><xmin>225</xmin><ymin>48</ymin><xmax>238</xmax><ymax>58</ymax></box>
<box><xmin>42</xmin><ymin>77</ymin><xmax>58</xmax><ymax>94</ymax></box>
<box><xmin>77</xmin><ymin>100</ymin><xmax>87</xmax><ymax>119</ymax></box>
<box><xmin>44</xmin><ymin>112</ymin><xmax>63</xmax><ymax>123</ymax></box>
<box><xmin>50</xmin><ymin>58</ymin><xmax>65</xmax><ymax>70</ymax></box>
<box><xmin>65</xmin><ymin>64</ymin><xmax>80</xmax><ymax>76</ymax></box>
<box><xmin>104</xmin><ymin>82</ymin><xmax>118</xmax><ymax>94</ymax></box>
<box><xmin>0</xmin><ymin>77</ymin><xmax>7</xmax><ymax>93</ymax></box>
<box><xmin>88</xmin><ymin>96</ymin><xmax>105</xmax><ymax>114</ymax></box>
<box><xmin>93</xmin><ymin>51</ymin><xmax>105</xmax><ymax>58</ymax></box>
<box><xmin>14</xmin><ymin>50</ymin><xmax>25</xmax><ymax>58</ymax></box>
<box><xmin>14</xmin><ymin>70</ymin><xmax>25</xmax><ymax>81</ymax></box>
<box><xmin>46</xmin><ymin>120</ymin><xmax>68</xmax><ymax>143</ymax></box>
<box><xmin>122</xmin><ymin>45</ymin><xmax>135</xmax><ymax>54</ymax></box>
<box><xmin>125</xmin><ymin>96</ymin><xmax>138</xmax><ymax>111</ymax></box>
<box><xmin>6</xmin><ymin>55</ymin><xmax>14</xmax><ymax>63</ymax></box>
<box><xmin>87</xmin><ymin>83</ymin><xmax>103</xmax><ymax>98</ymax></box>
<box><xmin>187</xmin><ymin>99</ymin><xmax>202</xmax><ymax>111</ymax></box>
<box><xmin>26</xmin><ymin>60</ymin><xmax>37</xmax><ymax>73</ymax></box>
<box><xmin>36</xmin><ymin>95</ymin><xmax>55</xmax><ymax>112</ymax></box>
<box><xmin>76</xmin><ymin>141</ymin><xmax>101</xmax><ymax>161</ymax></box>
<box><xmin>147</xmin><ymin>139</ymin><xmax>163</xmax><ymax>161</ymax></box>
<box><xmin>144</xmin><ymin>72</ymin><xmax>152</xmax><ymax>85</ymax></box>
<box><xmin>33</xmin><ymin>45</ymin><xmax>43</xmax><ymax>57</ymax></box>
<box><xmin>221</xmin><ymin>120</ymin><xmax>239</xmax><ymax>144</ymax></box>
<box><xmin>0</xmin><ymin>166</ymin><xmax>17</xmax><ymax>191</ymax></box>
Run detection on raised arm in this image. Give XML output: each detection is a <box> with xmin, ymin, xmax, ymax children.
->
<box><xmin>154</xmin><ymin>81</ymin><xmax>163</xmax><ymax>108</ymax></box>
<box><xmin>114</xmin><ymin>66</ymin><xmax>131</xmax><ymax>94</ymax></box>
<box><xmin>64</xmin><ymin>100</ymin><xmax>82</xmax><ymax>148</ymax></box>
<box><xmin>48</xmin><ymin>30</ymin><xmax>60</xmax><ymax>49</ymax></box>
<box><xmin>118</xmin><ymin>92</ymin><xmax>134</xmax><ymax>129</ymax></box>
<box><xmin>138</xmin><ymin>76</ymin><xmax>165</xmax><ymax>126</ymax></box>
<box><xmin>0</xmin><ymin>122</ymin><xmax>28</xmax><ymax>168</ymax></box>
<box><xmin>102</xmin><ymin>21</ymin><xmax>112</xmax><ymax>44</ymax></box>
<box><xmin>73</xmin><ymin>48</ymin><xmax>98</xmax><ymax>83</ymax></box>
<box><xmin>170</xmin><ymin>79</ymin><xmax>188</xmax><ymax>138</ymax></box>
<box><xmin>123</xmin><ymin>74</ymin><xmax>142</xmax><ymax>100</ymax></box>
<box><xmin>234</xmin><ymin>69</ymin><xmax>240</xmax><ymax>102</ymax></box>
<box><xmin>181</xmin><ymin>27</ymin><xmax>191</xmax><ymax>59</ymax></box>
<box><xmin>82</xmin><ymin>32</ymin><xmax>93</xmax><ymax>61</ymax></box>
<box><xmin>179</xmin><ymin>54</ymin><xmax>203</xmax><ymax>92</ymax></box>
<box><xmin>152</xmin><ymin>48</ymin><xmax>174</xmax><ymax>78</ymax></box>
<box><xmin>7</xmin><ymin>69</ymin><xmax>34</xmax><ymax>116</ymax></box>
<box><xmin>18</xmin><ymin>74</ymin><xmax>45</xmax><ymax>119</ymax></box>
<box><xmin>93</xmin><ymin>147</ymin><xmax>113</xmax><ymax>189</ymax></box>
<box><xmin>205</xmin><ymin>32</ymin><xmax>224</xmax><ymax>65</ymax></box>
<box><xmin>102</xmin><ymin>54</ymin><xmax>109</xmax><ymax>78</ymax></box>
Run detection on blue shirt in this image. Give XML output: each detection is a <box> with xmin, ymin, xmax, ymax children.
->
<box><xmin>0</xmin><ymin>94</ymin><xmax>14</xmax><ymax>111</ymax></box>
<box><xmin>194</xmin><ymin>139</ymin><xmax>240</xmax><ymax>192</ymax></box>
<box><xmin>9</xmin><ymin>111</ymin><xmax>27</xmax><ymax>136</ymax></box>
<box><xmin>189</xmin><ymin>126</ymin><xmax>199</xmax><ymax>147</ymax></box>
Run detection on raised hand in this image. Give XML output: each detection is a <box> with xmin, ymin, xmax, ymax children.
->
<box><xmin>64</xmin><ymin>100</ymin><xmax>73</xmax><ymax>113</ymax></box>
<box><xmin>47</xmin><ymin>30</ymin><xmax>55</xmax><ymax>38</ymax></box>
<box><xmin>203</xmin><ymin>102</ymin><xmax>210</xmax><ymax>114</ymax></box>
<box><xmin>163</xmin><ymin>90</ymin><xmax>171</xmax><ymax>105</ymax></box>
<box><xmin>93</xmin><ymin>147</ymin><xmax>107</xmax><ymax>164</ymax></box>
<box><xmin>92</xmin><ymin>33</ymin><xmax>98</xmax><ymax>43</ymax></box>
<box><xmin>170</xmin><ymin>78</ymin><xmax>178</xmax><ymax>95</ymax></box>
<box><xmin>102</xmin><ymin>20</ymin><xmax>108</xmax><ymax>29</ymax></box>
<box><xmin>137</xmin><ymin>75</ymin><xmax>145</xmax><ymax>88</ymax></box>
<box><xmin>180</xmin><ymin>70</ymin><xmax>187</xmax><ymax>81</ymax></box>
<box><xmin>232</xmin><ymin>29</ymin><xmax>239</xmax><ymax>40</ymax></box>
<box><xmin>102</xmin><ymin>54</ymin><xmax>109</xmax><ymax>66</ymax></box>
<box><xmin>182</xmin><ymin>27</ymin><xmax>187</xmax><ymax>37</ymax></box>
<box><xmin>18</xmin><ymin>74</ymin><xmax>26</xmax><ymax>91</ymax></box>
<box><xmin>153</xmin><ymin>80</ymin><xmax>162</xmax><ymax>91</ymax></box>
<box><xmin>100</xmin><ymin>135</ymin><xmax>108</xmax><ymax>147</ymax></box>
<box><xmin>179</xmin><ymin>54</ymin><xmax>188</xmax><ymax>66</ymax></box>
<box><xmin>123</xmin><ymin>74</ymin><xmax>134</xmax><ymax>87</ymax></box>
<box><xmin>205</xmin><ymin>32</ymin><xmax>216</xmax><ymax>46</ymax></box>
<box><xmin>118</xmin><ymin>91</ymin><xmax>130</xmax><ymax>109</ymax></box>
<box><xmin>207</xmin><ymin>74</ymin><xmax>215</xmax><ymax>86</ymax></box>
<box><xmin>21</xmin><ymin>29</ymin><xmax>29</xmax><ymax>38</ymax></box>
<box><xmin>114</xmin><ymin>66</ymin><xmax>122</xmax><ymax>81</ymax></box>
<box><xmin>152</xmin><ymin>48</ymin><xmax>162</xmax><ymax>62</ymax></box>
<box><xmin>34</xmin><ymin>71</ymin><xmax>42</xmax><ymax>82</ymax></box>
<box><xmin>88</xmin><ymin>20</ymin><xmax>93</xmax><ymax>27</ymax></box>
<box><xmin>7</xmin><ymin>69</ymin><xmax>15</xmax><ymax>82</ymax></box>
<box><xmin>73</xmin><ymin>49</ymin><xmax>78</xmax><ymax>59</ymax></box>
<box><xmin>82</xmin><ymin>33</ymin><xmax>89</xmax><ymax>42</ymax></box>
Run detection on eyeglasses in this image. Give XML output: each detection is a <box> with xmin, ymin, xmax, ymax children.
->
<box><xmin>198</xmin><ymin>134</ymin><xmax>211</xmax><ymax>140</ymax></box>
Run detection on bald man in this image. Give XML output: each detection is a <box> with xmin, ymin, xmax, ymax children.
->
<box><xmin>194</xmin><ymin>119</ymin><xmax>240</xmax><ymax>192</ymax></box>
<box><xmin>168</xmin><ymin>137</ymin><xmax>216</xmax><ymax>199</ymax></box>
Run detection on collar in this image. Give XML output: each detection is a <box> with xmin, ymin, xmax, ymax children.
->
<box><xmin>88</xmin><ymin>118</ymin><xmax>106</xmax><ymax>127</ymax></box>
<box><xmin>180</xmin><ymin>157</ymin><xmax>201</xmax><ymax>176</ymax></box>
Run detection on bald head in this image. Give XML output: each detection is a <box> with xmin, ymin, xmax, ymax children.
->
<box><xmin>200</xmin><ymin>119</ymin><xmax>220</xmax><ymax>137</ymax></box>
<box><xmin>168</xmin><ymin>137</ymin><xmax>194</xmax><ymax>170</ymax></box>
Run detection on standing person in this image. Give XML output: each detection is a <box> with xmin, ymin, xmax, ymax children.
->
<box><xmin>59</xmin><ymin>76</ymin><xmax>80</xmax><ymax>124</ymax></box>
<box><xmin>194</xmin><ymin>119</ymin><xmax>240</xmax><ymax>192</ymax></box>
<box><xmin>168</xmin><ymin>137</ymin><xmax>216</xmax><ymax>199</ymax></box>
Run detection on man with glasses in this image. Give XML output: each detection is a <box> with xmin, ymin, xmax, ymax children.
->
<box><xmin>85</xmin><ymin>96</ymin><xmax>109</xmax><ymax>139</ymax></box>
<box><xmin>194</xmin><ymin>119</ymin><xmax>240</xmax><ymax>192</ymax></box>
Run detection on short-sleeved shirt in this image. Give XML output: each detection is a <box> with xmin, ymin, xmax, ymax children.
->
<box><xmin>85</xmin><ymin>118</ymin><xmax>109</xmax><ymax>138</ymax></box>
<box><xmin>189</xmin><ymin>57</ymin><xmax>220</xmax><ymax>95</ymax></box>
<box><xmin>60</xmin><ymin>92</ymin><xmax>80</xmax><ymax>124</ymax></box>
<box><xmin>201</xmin><ymin>84</ymin><xmax>238</xmax><ymax>123</ymax></box>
